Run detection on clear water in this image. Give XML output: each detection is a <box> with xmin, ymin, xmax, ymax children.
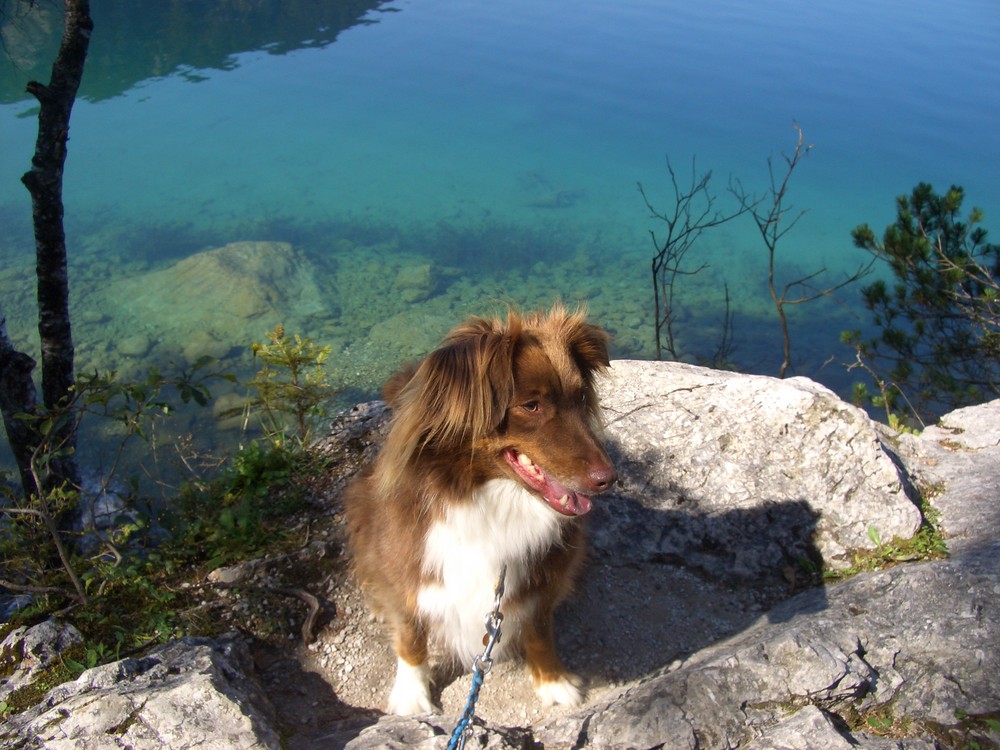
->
<box><xmin>1</xmin><ymin>0</ymin><xmax>998</xmax><ymax>472</ymax></box>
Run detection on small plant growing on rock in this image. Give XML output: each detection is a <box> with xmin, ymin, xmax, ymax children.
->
<box><xmin>173</xmin><ymin>438</ymin><xmax>309</xmax><ymax>570</ymax></box>
<box><xmin>245</xmin><ymin>324</ymin><xmax>337</xmax><ymax>447</ymax></box>
<box><xmin>825</xmin><ymin>508</ymin><xmax>947</xmax><ymax>581</ymax></box>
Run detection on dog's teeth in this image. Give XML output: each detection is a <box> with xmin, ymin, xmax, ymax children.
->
<box><xmin>558</xmin><ymin>494</ymin><xmax>569</xmax><ymax>508</ymax></box>
<box><xmin>515</xmin><ymin>451</ymin><xmax>546</xmax><ymax>480</ymax></box>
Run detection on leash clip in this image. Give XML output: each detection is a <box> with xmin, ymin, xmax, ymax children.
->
<box><xmin>447</xmin><ymin>564</ymin><xmax>508</xmax><ymax>750</ymax></box>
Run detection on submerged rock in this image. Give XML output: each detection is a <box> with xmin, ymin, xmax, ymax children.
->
<box><xmin>116</xmin><ymin>333</ymin><xmax>152</xmax><ymax>358</ymax></box>
<box><xmin>182</xmin><ymin>330</ymin><xmax>236</xmax><ymax>364</ymax></box>
<box><xmin>392</xmin><ymin>262</ymin><xmax>437</xmax><ymax>303</ymax></box>
<box><xmin>103</xmin><ymin>241</ymin><xmax>332</xmax><ymax>365</ymax></box>
<box><xmin>70</xmin><ymin>470</ymin><xmax>143</xmax><ymax>556</ymax></box>
<box><xmin>366</xmin><ymin>310</ymin><xmax>451</xmax><ymax>360</ymax></box>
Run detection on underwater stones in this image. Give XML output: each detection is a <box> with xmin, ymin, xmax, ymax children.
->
<box><xmin>71</xmin><ymin>471</ymin><xmax>139</xmax><ymax>557</ymax></box>
<box><xmin>117</xmin><ymin>333</ymin><xmax>152</xmax><ymax>357</ymax></box>
<box><xmin>159</xmin><ymin>241</ymin><xmax>309</xmax><ymax>319</ymax></box>
<box><xmin>392</xmin><ymin>262</ymin><xmax>437</xmax><ymax>303</ymax></box>
<box><xmin>366</xmin><ymin>310</ymin><xmax>449</xmax><ymax>359</ymax></box>
<box><xmin>182</xmin><ymin>330</ymin><xmax>236</xmax><ymax>364</ymax></box>
<box><xmin>107</xmin><ymin>241</ymin><xmax>329</xmax><ymax>351</ymax></box>
<box><xmin>87</xmin><ymin>239</ymin><xmax>337</xmax><ymax>404</ymax></box>
<box><xmin>213</xmin><ymin>392</ymin><xmax>247</xmax><ymax>432</ymax></box>
<box><xmin>78</xmin><ymin>310</ymin><xmax>109</xmax><ymax>325</ymax></box>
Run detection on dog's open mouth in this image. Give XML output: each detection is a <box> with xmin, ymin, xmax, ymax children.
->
<box><xmin>502</xmin><ymin>448</ymin><xmax>593</xmax><ymax>516</ymax></box>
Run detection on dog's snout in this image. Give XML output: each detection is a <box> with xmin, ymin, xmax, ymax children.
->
<box><xmin>587</xmin><ymin>463</ymin><xmax>618</xmax><ymax>493</ymax></box>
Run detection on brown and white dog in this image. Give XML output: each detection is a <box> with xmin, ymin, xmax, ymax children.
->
<box><xmin>345</xmin><ymin>305</ymin><xmax>617</xmax><ymax>715</ymax></box>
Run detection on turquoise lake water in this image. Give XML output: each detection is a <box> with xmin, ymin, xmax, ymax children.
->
<box><xmin>1</xmin><ymin>0</ymin><xmax>998</xmax><ymax>473</ymax></box>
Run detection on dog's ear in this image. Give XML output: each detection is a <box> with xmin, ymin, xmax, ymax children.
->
<box><xmin>382</xmin><ymin>361</ymin><xmax>420</xmax><ymax>408</ymax></box>
<box><xmin>562</xmin><ymin>312</ymin><xmax>611</xmax><ymax>374</ymax></box>
<box><xmin>542</xmin><ymin>303</ymin><xmax>611</xmax><ymax>373</ymax></box>
<box><xmin>569</xmin><ymin>321</ymin><xmax>611</xmax><ymax>371</ymax></box>
<box><xmin>392</xmin><ymin>316</ymin><xmax>519</xmax><ymax>454</ymax></box>
<box><xmin>559</xmin><ymin>311</ymin><xmax>611</xmax><ymax>422</ymax></box>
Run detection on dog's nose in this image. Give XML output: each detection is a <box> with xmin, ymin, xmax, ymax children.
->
<box><xmin>587</xmin><ymin>464</ymin><xmax>618</xmax><ymax>493</ymax></box>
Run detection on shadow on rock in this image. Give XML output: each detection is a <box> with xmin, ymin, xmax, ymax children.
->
<box><xmin>559</xmin><ymin>490</ymin><xmax>828</xmax><ymax>687</ymax></box>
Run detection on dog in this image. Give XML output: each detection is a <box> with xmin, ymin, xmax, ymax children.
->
<box><xmin>344</xmin><ymin>305</ymin><xmax>617</xmax><ymax>715</ymax></box>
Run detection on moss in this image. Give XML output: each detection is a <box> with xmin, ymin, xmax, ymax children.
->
<box><xmin>844</xmin><ymin>700</ymin><xmax>915</xmax><ymax>739</ymax></box>
<box><xmin>107</xmin><ymin>702</ymin><xmax>145</xmax><ymax>735</ymax></box>
<box><xmin>923</xmin><ymin>710</ymin><xmax>1000</xmax><ymax>750</ymax></box>
<box><xmin>0</xmin><ymin>623</ymin><xmax>17</xmax><ymax>644</ymax></box>
<box><xmin>918</xmin><ymin>479</ymin><xmax>947</xmax><ymax>501</ymax></box>
<box><xmin>0</xmin><ymin>649</ymin><xmax>81</xmax><ymax>716</ymax></box>
<box><xmin>0</xmin><ymin>640</ymin><xmax>23</xmax><ymax>681</ymax></box>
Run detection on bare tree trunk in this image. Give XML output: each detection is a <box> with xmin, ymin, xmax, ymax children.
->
<box><xmin>0</xmin><ymin>318</ymin><xmax>41</xmax><ymax>497</ymax></box>
<box><xmin>1</xmin><ymin>0</ymin><xmax>93</xmax><ymax>494</ymax></box>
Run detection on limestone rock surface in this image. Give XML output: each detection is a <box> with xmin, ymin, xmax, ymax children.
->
<box><xmin>0</xmin><ymin>621</ymin><xmax>83</xmax><ymax>704</ymax></box>
<box><xmin>1</xmin><ymin>635</ymin><xmax>279</xmax><ymax>750</ymax></box>
<box><xmin>3</xmin><ymin>362</ymin><xmax>997</xmax><ymax>750</ymax></box>
<box><xmin>593</xmin><ymin>361</ymin><xmax>921</xmax><ymax>576</ymax></box>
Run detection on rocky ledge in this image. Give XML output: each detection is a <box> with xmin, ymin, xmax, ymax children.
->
<box><xmin>2</xmin><ymin>360</ymin><xmax>998</xmax><ymax>749</ymax></box>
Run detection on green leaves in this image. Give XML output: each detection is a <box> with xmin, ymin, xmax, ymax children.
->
<box><xmin>867</xmin><ymin>526</ymin><xmax>882</xmax><ymax>549</ymax></box>
<box><xmin>72</xmin><ymin>357</ymin><xmax>231</xmax><ymax>434</ymax></box>
<box><xmin>245</xmin><ymin>324</ymin><xmax>337</xmax><ymax>447</ymax></box>
<box><xmin>0</xmin><ymin>333</ymin><xmax>335</xmax><ymax>716</ymax></box>
<box><xmin>849</xmin><ymin>182</ymin><xmax>1000</xmax><ymax>422</ymax></box>
<box><xmin>63</xmin><ymin>644</ymin><xmax>105</xmax><ymax>675</ymax></box>
<box><xmin>171</xmin><ymin>437</ymin><xmax>308</xmax><ymax>572</ymax></box>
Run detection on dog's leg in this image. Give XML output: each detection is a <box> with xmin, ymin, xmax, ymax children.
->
<box><xmin>523</xmin><ymin>606</ymin><xmax>584</xmax><ymax>707</ymax></box>
<box><xmin>386</xmin><ymin>616</ymin><xmax>435</xmax><ymax>715</ymax></box>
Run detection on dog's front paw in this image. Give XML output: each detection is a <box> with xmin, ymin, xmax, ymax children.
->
<box><xmin>535</xmin><ymin>672</ymin><xmax>584</xmax><ymax>708</ymax></box>
<box><xmin>387</xmin><ymin>658</ymin><xmax>436</xmax><ymax>715</ymax></box>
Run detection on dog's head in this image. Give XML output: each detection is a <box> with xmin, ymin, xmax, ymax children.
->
<box><xmin>381</xmin><ymin>304</ymin><xmax>617</xmax><ymax>513</ymax></box>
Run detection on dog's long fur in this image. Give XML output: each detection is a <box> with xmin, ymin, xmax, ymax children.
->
<box><xmin>345</xmin><ymin>305</ymin><xmax>617</xmax><ymax>715</ymax></box>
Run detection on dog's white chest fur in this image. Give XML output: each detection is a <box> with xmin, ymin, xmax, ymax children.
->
<box><xmin>416</xmin><ymin>478</ymin><xmax>563</xmax><ymax>665</ymax></box>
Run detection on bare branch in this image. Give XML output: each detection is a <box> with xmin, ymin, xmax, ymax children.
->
<box><xmin>731</xmin><ymin>123</ymin><xmax>870</xmax><ymax>377</ymax></box>
<box><xmin>0</xmin><ymin>578</ymin><xmax>70</xmax><ymax>596</ymax></box>
<box><xmin>709</xmin><ymin>281</ymin><xmax>736</xmax><ymax>368</ymax></box>
<box><xmin>642</xmin><ymin>156</ymin><xmax>751</xmax><ymax>360</ymax></box>
<box><xmin>782</xmin><ymin>259</ymin><xmax>876</xmax><ymax>305</ymax></box>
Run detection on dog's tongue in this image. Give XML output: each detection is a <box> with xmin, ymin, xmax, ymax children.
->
<box><xmin>503</xmin><ymin>449</ymin><xmax>593</xmax><ymax>516</ymax></box>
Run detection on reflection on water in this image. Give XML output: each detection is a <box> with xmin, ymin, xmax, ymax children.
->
<box><xmin>0</xmin><ymin>0</ymin><xmax>394</xmax><ymax>103</ymax></box>
<box><xmin>1</xmin><ymin>0</ymin><xmax>998</xmax><ymax>480</ymax></box>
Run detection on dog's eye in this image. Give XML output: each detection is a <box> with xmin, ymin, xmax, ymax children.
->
<box><xmin>521</xmin><ymin>401</ymin><xmax>540</xmax><ymax>413</ymax></box>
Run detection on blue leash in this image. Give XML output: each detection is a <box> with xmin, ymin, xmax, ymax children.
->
<box><xmin>447</xmin><ymin>565</ymin><xmax>507</xmax><ymax>750</ymax></box>
<box><xmin>447</xmin><ymin>667</ymin><xmax>486</xmax><ymax>750</ymax></box>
